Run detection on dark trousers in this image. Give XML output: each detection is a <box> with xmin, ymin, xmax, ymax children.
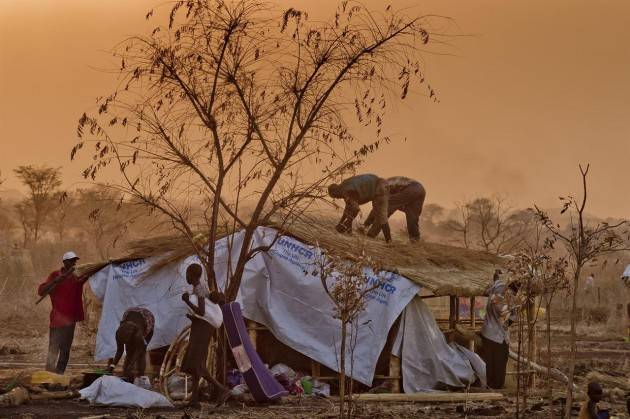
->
<box><xmin>46</xmin><ymin>323</ymin><xmax>76</xmax><ymax>374</ymax></box>
<box><xmin>365</xmin><ymin>182</ymin><xmax>425</xmax><ymax>241</ymax></box>
<box><xmin>388</xmin><ymin>182</ymin><xmax>425</xmax><ymax>240</ymax></box>
<box><xmin>480</xmin><ymin>335</ymin><xmax>509</xmax><ymax>389</ymax></box>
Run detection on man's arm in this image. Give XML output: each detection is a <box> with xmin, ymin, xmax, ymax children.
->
<box><xmin>336</xmin><ymin>196</ymin><xmax>360</xmax><ymax>233</ymax></box>
<box><xmin>381</xmin><ymin>222</ymin><xmax>392</xmax><ymax>242</ymax></box>
<box><xmin>109</xmin><ymin>332</ymin><xmax>125</xmax><ymax>371</ymax></box>
<box><xmin>37</xmin><ymin>272</ymin><xmax>56</xmax><ymax>297</ymax></box>
<box><xmin>183</xmin><ymin>292</ymin><xmax>205</xmax><ymax>316</ymax></box>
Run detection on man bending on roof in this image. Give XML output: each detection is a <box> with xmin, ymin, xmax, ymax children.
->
<box><xmin>364</xmin><ymin>176</ymin><xmax>426</xmax><ymax>242</ymax></box>
<box><xmin>327</xmin><ymin>174</ymin><xmax>391</xmax><ymax>242</ymax></box>
<box><xmin>108</xmin><ymin>307</ymin><xmax>155</xmax><ymax>381</ymax></box>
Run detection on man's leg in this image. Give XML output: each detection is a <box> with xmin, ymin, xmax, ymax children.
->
<box><xmin>495</xmin><ymin>342</ymin><xmax>509</xmax><ymax>389</ymax></box>
<box><xmin>200</xmin><ymin>367</ymin><xmax>230</xmax><ymax>406</ymax></box>
<box><xmin>55</xmin><ymin>323</ymin><xmax>76</xmax><ymax>374</ymax></box>
<box><xmin>46</xmin><ymin>327</ymin><xmax>60</xmax><ymax>372</ymax></box>
<box><xmin>366</xmin><ymin>180</ymin><xmax>390</xmax><ymax>240</ymax></box>
<box><xmin>391</xmin><ymin>183</ymin><xmax>424</xmax><ymax>241</ymax></box>
<box><xmin>189</xmin><ymin>373</ymin><xmax>201</xmax><ymax>406</ymax></box>
<box><xmin>137</xmin><ymin>348</ymin><xmax>147</xmax><ymax>377</ymax></box>
<box><xmin>481</xmin><ymin>336</ymin><xmax>500</xmax><ymax>389</ymax></box>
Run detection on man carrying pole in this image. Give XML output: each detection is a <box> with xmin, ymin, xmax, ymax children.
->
<box><xmin>37</xmin><ymin>251</ymin><xmax>87</xmax><ymax>374</ymax></box>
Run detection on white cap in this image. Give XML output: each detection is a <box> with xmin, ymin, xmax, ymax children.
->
<box><xmin>62</xmin><ymin>251</ymin><xmax>79</xmax><ymax>261</ymax></box>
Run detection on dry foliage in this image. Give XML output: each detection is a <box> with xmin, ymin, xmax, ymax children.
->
<box><xmin>533</xmin><ymin>164</ymin><xmax>630</xmax><ymax>418</ymax></box>
<box><xmin>72</xmin><ymin>0</ymin><xmax>450</xmax><ymax>300</ymax></box>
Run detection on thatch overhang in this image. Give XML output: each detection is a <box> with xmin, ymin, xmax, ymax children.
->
<box><xmin>78</xmin><ymin>215</ymin><xmax>504</xmax><ymax>297</ymax></box>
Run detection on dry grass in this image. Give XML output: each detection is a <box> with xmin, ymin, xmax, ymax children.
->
<box><xmin>77</xmin><ymin>214</ymin><xmax>503</xmax><ymax>297</ymax></box>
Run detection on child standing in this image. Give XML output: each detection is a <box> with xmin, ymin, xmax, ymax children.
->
<box><xmin>181</xmin><ymin>263</ymin><xmax>230</xmax><ymax>408</ymax></box>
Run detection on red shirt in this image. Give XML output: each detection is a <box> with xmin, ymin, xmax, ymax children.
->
<box><xmin>38</xmin><ymin>269</ymin><xmax>85</xmax><ymax>328</ymax></box>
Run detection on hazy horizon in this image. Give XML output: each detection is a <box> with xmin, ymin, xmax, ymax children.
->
<box><xmin>1</xmin><ymin>0</ymin><xmax>629</xmax><ymax>218</ymax></box>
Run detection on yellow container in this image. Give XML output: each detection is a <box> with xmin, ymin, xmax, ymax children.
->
<box><xmin>30</xmin><ymin>371</ymin><xmax>71</xmax><ymax>387</ymax></box>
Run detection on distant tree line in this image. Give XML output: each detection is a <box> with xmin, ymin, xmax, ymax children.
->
<box><xmin>0</xmin><ymin>165</ymin><xmax>156</xmax><ymax>260</ymax></box>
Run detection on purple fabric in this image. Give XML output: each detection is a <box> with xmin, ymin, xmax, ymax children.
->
<box><xmin>221</xmin><ymin>302</ymin><xmax>288</xmax><ymax>402</ymax></box>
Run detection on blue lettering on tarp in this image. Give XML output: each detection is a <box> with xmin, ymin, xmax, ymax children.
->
<box><xmin>276</xmin><ymin>237</ymin><xmax>314</xmax><ymax>259</ymax></box>
<box><xmin>113</xmin><ymin>259</ymin><xmax>148</xmax><ymax>279</ymax></box>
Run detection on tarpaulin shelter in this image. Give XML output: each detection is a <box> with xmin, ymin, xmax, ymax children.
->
<box><xmin>79</xmin><ymin>216</ymin><xmax>502</xmax><ymax>393</ymax></box>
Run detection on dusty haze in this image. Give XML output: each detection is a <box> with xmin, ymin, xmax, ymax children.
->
<box><xmin>1</xmin><ymin>0</ymin><xmax>629</xmax><ymax>217</ymax></box>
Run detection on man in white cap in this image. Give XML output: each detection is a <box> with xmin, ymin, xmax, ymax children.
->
<box><xmin>37</xmin><ymin>251</ymin><xmax>87</xmax><ymax>374</ymax></box>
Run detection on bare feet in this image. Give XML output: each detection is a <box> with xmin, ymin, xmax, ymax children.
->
<box><xmin>215</xmin><ymin>389</ymin><xmax>231</xmax><ymax>407</ymax></box>
<box><xmin>187</xmin><ymin>401</ymin><xmax>201</xmax><ymax>409</ymax></box>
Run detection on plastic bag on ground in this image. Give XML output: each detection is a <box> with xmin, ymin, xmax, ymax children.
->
<box><xmin>230</xmin><ymin>383</ymin><xmax>249</xmax><ymax>396</ymax></box>
<box><xmin>79</xmin><ymin>376</ymin><xmax>173</xmax><ymax>408</ymax></box>
<box><xmin>270</xmin><ymin>363</ymin><xmax>296</xmax><ymax>381</ymax></box>
<box><xmin>133</xmin><ymin>376</ymin><xmax>152</xmax><ymax>390</ymax></box>
<box><xmin>311</xmin><ymin>379</ymin><xmax>330</xmax><ymax>397</ymax></box>
<box><xmin>167</xmin><ymin>374</ymin><xmax>187</xmax><ymax>400</ymax></box>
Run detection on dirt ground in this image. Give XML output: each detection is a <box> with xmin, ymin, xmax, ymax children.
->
<box><xmin>0</xmin><ymin>316</ymin><xmax>628</xmax><ymax>418</ymax></box>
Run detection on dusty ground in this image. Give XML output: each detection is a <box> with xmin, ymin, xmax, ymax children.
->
<box><xmin>0</xmin><ymin>315</ymin><xmax>628</xmax><ymax>418</ymax></box>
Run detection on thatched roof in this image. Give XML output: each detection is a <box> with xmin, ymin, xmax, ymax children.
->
<box><xmin>78</xmin><ymin>215</ymin><xmax>503</xmax><ymax>297</ymax></box>
<box><xmin>279</xmin><ymin>216</ymin><xmax>502</xmax><ymax>297</ymax></box>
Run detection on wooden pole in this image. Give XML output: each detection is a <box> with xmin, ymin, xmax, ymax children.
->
<box><xmin>469</xmin><ymin>297</ymin><xmax>476</xmax><ymax>351</ymax></box>
<box><xmin>354</xmin><ymin>392</ymin><xmax>505</xmax><ymax>403</ymax></box>
<box><xmin>389</xmin><ymin>355</ymin><xmax>401</xmax><ymax>393</ymax></box>
<box><xmin>246</xmin><ymin>319</ymin><xmax>257</xmax><ymax>350</ymax></box>
<box><xmin>448</xmin><ymin>296</ymin><xmax>456</xmax><ymax>342</ymax></box>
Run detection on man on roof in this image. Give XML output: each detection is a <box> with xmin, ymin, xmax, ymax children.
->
<box><xmin>37</xmin><ymin>251</ymin><xmax>88</xmax><ymax>374</ymax></box>
<box><xmin>327</xmin><ymin>174</ymin><xmax>391</xmax><ymax>242</ymax></box>
<box><xmin>364</xmin><ymin>176</ymin><xmax>426</xmax><ymax>242</ymax></box>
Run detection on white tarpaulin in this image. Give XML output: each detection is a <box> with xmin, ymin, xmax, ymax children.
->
<box><xmin>94</xmin><ymin>227</ymin><xmax>471</xmax><ymax>386</ymax></box>
<box><xmin>233</xmin><ymin>227</ymin><xmax>421</xmax><ymax>385</ymax></box>
<box><xmin>392</xmin><ymin>297</ymin><xmax>485</xmax><ymax>392</ymax></box>
<box><xmin>90</xmin><ymin>256</ymin><xmax>194</xmax><ymax>360</ymax></box>
<box><xmin>90</xmin><ymin>227</ymin><xmax>419</xmax><ymax>385</ymax></box>
<box><xmin>79</xmin><ymin>376</ymin><xmax>173</xmax><ymax>408</ymax></box>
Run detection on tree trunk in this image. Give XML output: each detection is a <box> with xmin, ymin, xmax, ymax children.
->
<box><xmin>547</xmin><ymin>296</ymin><xmax>554</xmax><ymax>419</ymax></box>
<box><xmin>564</xmin><ymin>269</ymin><xmax>581</xmax><ymax>419</ymax></box>
<box><xmin>516</xmin><ymin>309</ymin><xmax>523</xmax><ymax>419</ymax></box>
<box><xmin>339</xmin><ymin>320</ymin><xmax>347</xmax><ymax>419</ymax></box>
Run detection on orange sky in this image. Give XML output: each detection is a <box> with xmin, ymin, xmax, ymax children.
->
<box><xmin>1</xmin><ymin>0</ymin><xmax>629</xmax><ymax>218</ymax></box>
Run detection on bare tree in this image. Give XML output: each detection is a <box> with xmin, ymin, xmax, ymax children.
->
<box><xmin>444</xmin><ymin>196</ymin><xmax>535</xmax><ymax>254</ymax></box>
<box><xmin>508</xmin><ymin>222</ymin><xmax>569</xmax><ymax>418</ymax></box>
<box><xmin>443</xmin><ymin>200</ymin><xmax>473</xmax><ymax>249</ymax></box>
<box><xmin>312</xmin><ymin>243</ymin><xmax>384</xmax><ymax>418</ymax></box>
<box><xmin>534</xmin><ymin>164</ymin><xmax>630</xmax><ymax>418</ymax></box>
<box><xmin>13</xmin><ymin>165</ymin><xmax>62</xmax><ymax>245</ymax></box>
<box><xmin>47</xmin><ymin>191</ymin><xmax>74</xmax><ymax>242</ymax></box>
<box><xmin>73</xmin><ymin>0</ymin><xmax>446</xmax><ymax>300</ymax></box>
<box><xmin>75</xmin><ymin>187</ymin><xmax>138</xmax><ymax>259</ymax></box>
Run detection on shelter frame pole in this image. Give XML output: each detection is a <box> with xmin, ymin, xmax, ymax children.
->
<box><xmin>469</xmin><ymin>296</ymin><xmax>476</xmax><ymax>351</ymax></box>
<box><xmin>246</xmin><ymin>320</ymin><xmax>258</xmax><ymax>350</ymax></box>
<box><xmin>389</xmin><ymin>355</ymin><xmax>401</xmax><ymax>393</ymax></box>
<box><xmin>448</xmin><ymin>295</ymin><xmax>456</xmax><ymax>342</ymax></box>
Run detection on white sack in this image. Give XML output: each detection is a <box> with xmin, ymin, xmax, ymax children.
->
<box><xmin>79</xmin><ymin>376</ymin><xmax>173</xmax><ymax>408</ymax></box>
<box><xmin>187</xmin><ymin>294</ymin><xmax>223</xmax><ymax>328</ymax></box>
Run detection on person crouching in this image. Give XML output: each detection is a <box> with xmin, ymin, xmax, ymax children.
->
<box><xmin>108</xmin><ymin>307</ymin><xmax>154</xmax><ymax>382</ymax></box>
<box><xmin>181</xmin><ymin>263</ymin><xmax>231</xmax><ymax>408</ymax></box>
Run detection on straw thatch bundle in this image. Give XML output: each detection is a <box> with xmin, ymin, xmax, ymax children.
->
<box><xmin>279</xmin><ymin>215</ymin><xmax>502</xmax><ymax>296</ymax></box>
<box><xmin>77</xmin><ymin>214</ymin><xmax>503</xmax><ymax>297</ymax></box>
